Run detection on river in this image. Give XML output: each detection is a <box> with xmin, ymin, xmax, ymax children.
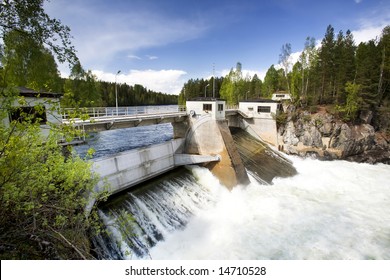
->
<box><xmin>76</xmin><ymin>124</ymin><xmax>390</xmax><ymax>260</ymax></box>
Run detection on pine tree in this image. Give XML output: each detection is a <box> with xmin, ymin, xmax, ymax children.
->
<box><xmin>318</xmin><ymin>25</ymin><xmax>336</xmax><ymax>103</ymax></box>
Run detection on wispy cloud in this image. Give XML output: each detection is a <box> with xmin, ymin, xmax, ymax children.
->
<box><xmin>46</xmin><ymin>1</ymin><xmax>209</xmax><ymax>70</ymax></box>
<box><xmin>146</xmin><ymin>55</ymin><xmax>159</xmax><ymax>60</ymax></box>
<box><xmin>128</xmin><ymin>55</ymin><xmax>142</xmax><ymax>60</ymax></box>
<box><xmin>354</xmin><ymin>0</ymin><xmax>362</xmax><ymax>4</ymax></box>
<box><xmin>352</xmin><ymin>6</ymin><xmax>390</xmax><ymax>43</ymax></box>
<box><xmin>92</xmin><ymin>69</ymin><xmax>187</xmax><ymax>95</ymax></box>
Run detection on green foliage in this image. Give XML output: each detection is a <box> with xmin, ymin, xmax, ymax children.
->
<box><xmin>0</xmin><ymin>0</ymin><xmax>108</xmax><ymax>259</ymax></box>
<box><xmin>335</xmin><ymin>82</ymin><xmax>362</xmax><ymax>121</ymax></box>
<box><xmin>177</xmin><ymin>77</ymin><xmax>224</xmax><ymax>105</ymax></box>
<box><xmin>262</xmin><ymin>65</ymin><xmax>278</xmax><ymax>97</ymax></box>
<box><xmin>273</xmin><ymin>111</ymin><xmax>288</xmax><ymax>127</ymax></box>
<box><xmin>308</xmin><ymin>105</ymin><xmax>319</xmax><ymax>114</ymax></box>
<box><xmin>0</xmin><ymin>0</ymin><xmax>78</xmax><ymax>66</ymax></box>
<box><xmin>101</xmin><ymin>82</ymin><xmax>178</xmax><ymax>107</ymax></box>
<box><xmin>1</xmin><ymin>30</ymin><xmax>62</xmax><ymax>92</ymax></box>
<box><xmin>219</xmin><ymin>67</ymin><xmax>251</xmax><ymax>105</ymax></box>
<box><xmin>279</xmin><ymin>43</ymin><xmax>292</xmax><ymax>92</ymax></box>
<box><xmin>0</xmin><ymin>91</ymin><xmax>105</xmax><ymax>259</ymax></box>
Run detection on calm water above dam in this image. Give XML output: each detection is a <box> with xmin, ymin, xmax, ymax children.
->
<box><xmin>76</xmin><ymin>124</ymin><xmax>390</xmax><ymax>260</ymax></box>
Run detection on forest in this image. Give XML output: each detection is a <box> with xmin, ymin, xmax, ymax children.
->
<box><xmin>179</xmin><ymin>24</ymin><xmax>390</xmax><ymax>124</ymax></box>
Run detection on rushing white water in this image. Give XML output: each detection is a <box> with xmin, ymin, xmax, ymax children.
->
<box><xmin>146</xmin><ymin>157</ymin><xmax>390</xmax><ymax>260</ymax></box>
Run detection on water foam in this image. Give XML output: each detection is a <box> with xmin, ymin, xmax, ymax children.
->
<box><xmin>149</xmin><ymin>157</ymin><xmax>390</xmax><ymax>259</ymax></box>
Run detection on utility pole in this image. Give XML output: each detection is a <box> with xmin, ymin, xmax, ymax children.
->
<box><xmin>115</xmin><ymin>70</ymin><xmax>121</xmax><ymax>116</ymax></box>
<box><xmin>213</xmin><ymin>63</ymin><xmax>216</xmax><ymax>98</ymax></box>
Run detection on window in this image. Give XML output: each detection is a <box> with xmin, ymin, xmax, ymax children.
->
<box><xmin>258</xmin><ymin>106</ymin><xmax>271</xmax><ymax>113</ymax></box>
<box><xmin>218</xmin><ymin>104</ymin><xmax>224</xmax><ymax>111</ymax></box>
<box><xmin>248</xmin><ymin>107</ymin><xmax>254</xmax><ymax>111</ymax></box>
<box><xmin>9</xmin><ymin>106</ymin><xmax>47</xmax><ymax>124</ymax></box>
<box><xmin>276</xmin><ymin>94</ymin><xmax>285</xmax><ymax>98</ymax></box>
<box><xmin>203</xmin><ymin>104</ymin><xmax>212</xmax><ymax>111</ymax></box>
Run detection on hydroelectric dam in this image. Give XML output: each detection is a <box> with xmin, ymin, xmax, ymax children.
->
<box><xmin>68</xmin><ymin>100</ymin><xmax>390</xmax><ymax>261</ymax></box>
<box><xmin>63</xmin><ymin>98</ymin><xmax>292</xmax><ymax>213</ymax></box>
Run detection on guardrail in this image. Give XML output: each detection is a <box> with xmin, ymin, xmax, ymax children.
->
<box><xmin>62</xmin><ymin>105</ymin><xmax>187</xmax><ymax>120</ymax></box>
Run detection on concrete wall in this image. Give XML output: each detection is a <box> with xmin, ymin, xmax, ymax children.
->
<box><xmin>232</xmin><ymin>101</ymin><xmax>279</xmax><ymax>146</ymax></box>
<box><xmin>241</xmin><ymin>118</ymin><xmax>278</xmax><ymax>146</ymax></box>
<box><xmin>86</xmin><ymin>137</ymin><xmax>220</xmax><ymax>213</ymax></box>
<box><xmin>92</xmin><ymin>138</ymin><xmax>185</xmax><ymax>196</ymax></box>
<box><xmin>184</xmin><ymin>114</ymin><xmax>249</xmax><ymax>189</ymax></box>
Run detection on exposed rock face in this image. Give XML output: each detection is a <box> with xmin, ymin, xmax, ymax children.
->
<box><xmin>279</xmin><ymin>106</ymin><xmax>390</xmax><ymax>164</ymax></box>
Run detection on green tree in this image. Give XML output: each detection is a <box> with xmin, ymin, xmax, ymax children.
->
<box><xmin>1</xmin><ymin>30</ymin><xmax>62</xmax><ymax>92</ymax></box>
<box><xmin>279</xmin><ymin>43</ymin><xmax>292</xmax><ymax>92</ymax></box>
<box><xmin>249</xmin><ymin>74</ymin><xmax>262</xmax><ymax>99</ymax></box>
<box><xmin>0</xmin><ymin>0</ymin><xmax>104</xmax><ymax>259</ymax></box>
<box><xmin>336</xmin><ymin>82</ymin><xmax>362</xmax><ymax>121</ymax></box>
<box><xmin>61</xmin><ymin>63</ymin><xmax>102</xmax><ymax>107</ymax></box>
<box><xmin>262</xmin><ymin>65</ymin><xmax>279</xmax><ymax>97</ymax></box>
<box><xmin>290</xmin><ymin>61</ymin><xmax>303</xmax><ymax>102</ymax></box>
<box><xmin>355</xmin><ymin>40</ymin><xmax>381</xmax><ymax>110</ymax></box>
<box><xmin>378</xmin><ymin>25</ymin><xmax>390</xmax><ymax>106</ymax></box>
<box><xmin>299</xmin><ymin>37</ymin><xmax>318</xmax><ymax>104</ymax></box>
<box><xmin>318</xmin><ymin>25</ymin><xmax>336</xmax><ymax>103</ymax></box>
<box><xmin>0</xmin><ymin>0</ymin><xmax>77</xmax><ymax>66</ymax></box>
<box><xmin>220</xmin><ymin>69</ymin><xmax>236</xmax><ymax>105</ymax></box>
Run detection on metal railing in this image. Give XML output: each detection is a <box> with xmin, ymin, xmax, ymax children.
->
<box><xmin>62</xmin><ymin>105</ymin><xmax>187</xmax><ymax>120</ymax></box>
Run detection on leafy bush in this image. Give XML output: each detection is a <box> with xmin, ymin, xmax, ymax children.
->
<box><xmin>0</xmin><ymin>90</ymin><xmax>103</xmax><ymax>259</ymax></box>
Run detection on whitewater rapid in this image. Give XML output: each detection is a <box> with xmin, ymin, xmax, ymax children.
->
<box><xmin>147</xmin><ymin>157</ymin><xmax>390</xmax><ymax>260</ymax></box>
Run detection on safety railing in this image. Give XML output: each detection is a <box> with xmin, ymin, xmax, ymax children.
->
<box><xmin>62</xmin><ymin>105</ymin><xmax>187</xmax><ymax>120</ymax></box>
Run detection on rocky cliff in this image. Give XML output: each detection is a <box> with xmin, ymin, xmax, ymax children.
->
<box><xmin>278</xmin><ymin>105</ymin><xmax>390</xmax><ymax>164</ymax></box>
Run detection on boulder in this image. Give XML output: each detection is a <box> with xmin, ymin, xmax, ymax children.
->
<box><xmin>283</xmin><ymin>121</ymin><xmax>299</xmax><ymax>146</ymax></box>
<box><xmin>299</xmin><ymin>126</ymin><xmax>323</xmax><ymax>148</ymax></box>
<box><xmin>331</xmin><ymin>123</ymin><xmax>375</xmax><ymax>157</ymax></box>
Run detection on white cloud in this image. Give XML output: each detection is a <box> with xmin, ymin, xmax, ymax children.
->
<box><xmin>352</xmin><ymin>26</ymin><xmax>384</xmax><ymax>44</ymax></box>
<box><xmin>128</xmin><ymin>55</ymin><xmax>142</xmax><ymax>60</ymax></box>
<box><xmin>352</xmin><ymin>6</ymin><xmax>390</xmax><ymax>44</ymax></box>
<box><xmin>354</xmin><ymin>0</ymin><xmax>362</xmax><ymax>4</ymax></box>
<box><xmin>92</xmin><ymin>69</ymin><xmax>187</xmax><ymax>95</ymax></box>
<box><xmin>45</xmin><ymin>1</ymin><xmax>209</xmax><ymax>70</ymax></box>
<box><xmin>146</xmin><ymin>55</ymin><xmax>159</xmax><ymax>60</ymax></box>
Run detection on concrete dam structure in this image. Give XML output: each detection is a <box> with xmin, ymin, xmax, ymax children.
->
<box><xmin>83</xmin><ymin>98</ymin><xmax>282</xmax><ymax>211</ymax></box>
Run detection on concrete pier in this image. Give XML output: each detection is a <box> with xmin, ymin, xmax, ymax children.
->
<box><xmin>184</xmin><ymin>99</ymin><xmax>250</xmax><ymax>189</ymax></box>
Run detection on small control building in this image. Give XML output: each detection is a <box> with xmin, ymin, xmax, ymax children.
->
<box><xmin>271</xmin><ymin>92</ymin><xmax>292</xmax><ymax>101</ymax></box>
<box><xmin>186</xmin><ymin>97</ymin><xmax>226</xmax><ymax>120</ymax></box>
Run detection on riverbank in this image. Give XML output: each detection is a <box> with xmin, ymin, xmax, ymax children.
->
<box><xmin>278</xmin><ymin>105</ymin><xmax>390</xmax><ymax>164</ymax></box>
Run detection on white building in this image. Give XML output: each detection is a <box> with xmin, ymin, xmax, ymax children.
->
<box><xmin>271</xmin><ymin>92</ymin><xmax>291</xmax><ymax>101</ymax></box>
<box><xmin>1</xmin><ymin>87</ymin><xmax>63</xmax><ymax>137</ymax></box>
<box><xmin>237</xmin><ymin>99</ymin><xmax>280</xmax><ymax>146</ymax></box>
<box><xmin>238</xmin><ymin>99</ymin><xmax>279</xmax><ymax>119</ymax></box>
<box><xmin>186</xmin><ymin>98</ymin><xmax>226</xmax><ymax>120</ymax></box>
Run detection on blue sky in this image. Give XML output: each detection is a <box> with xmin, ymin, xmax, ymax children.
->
<box><xmin>45</xmin><ymin>0</ymin><xmax>390</xmax><ymax>94</ymax></box>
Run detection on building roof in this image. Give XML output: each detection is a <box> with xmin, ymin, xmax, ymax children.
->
<box><xmin>239</xmin><ymin>98</ymin><xmax>279</xmax><ymax>103</ymax></box>
<box><xmin>187</xmin><ymin>97</ymin><xmax>226</xmax><ymax>102</ymax></box>
<box><xmin>17</xmin><ymin>87</ymin><xmax>63</xmax><ymax>98</ymax></box>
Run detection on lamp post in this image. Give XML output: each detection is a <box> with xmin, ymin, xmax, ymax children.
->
<box><xmin>212</xmin><ymin>63</ymin><xmax>215</xmax><ymax>98</ymax></box>
<box><xmin>204</xmin><ymin>84</ymin><xmax>209</xmax><ymax>98</ymax></box>
<box><xmin>115</xmin><ymin>70</ymin><xmax>121</xmax><ymax>116</ymax></box>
